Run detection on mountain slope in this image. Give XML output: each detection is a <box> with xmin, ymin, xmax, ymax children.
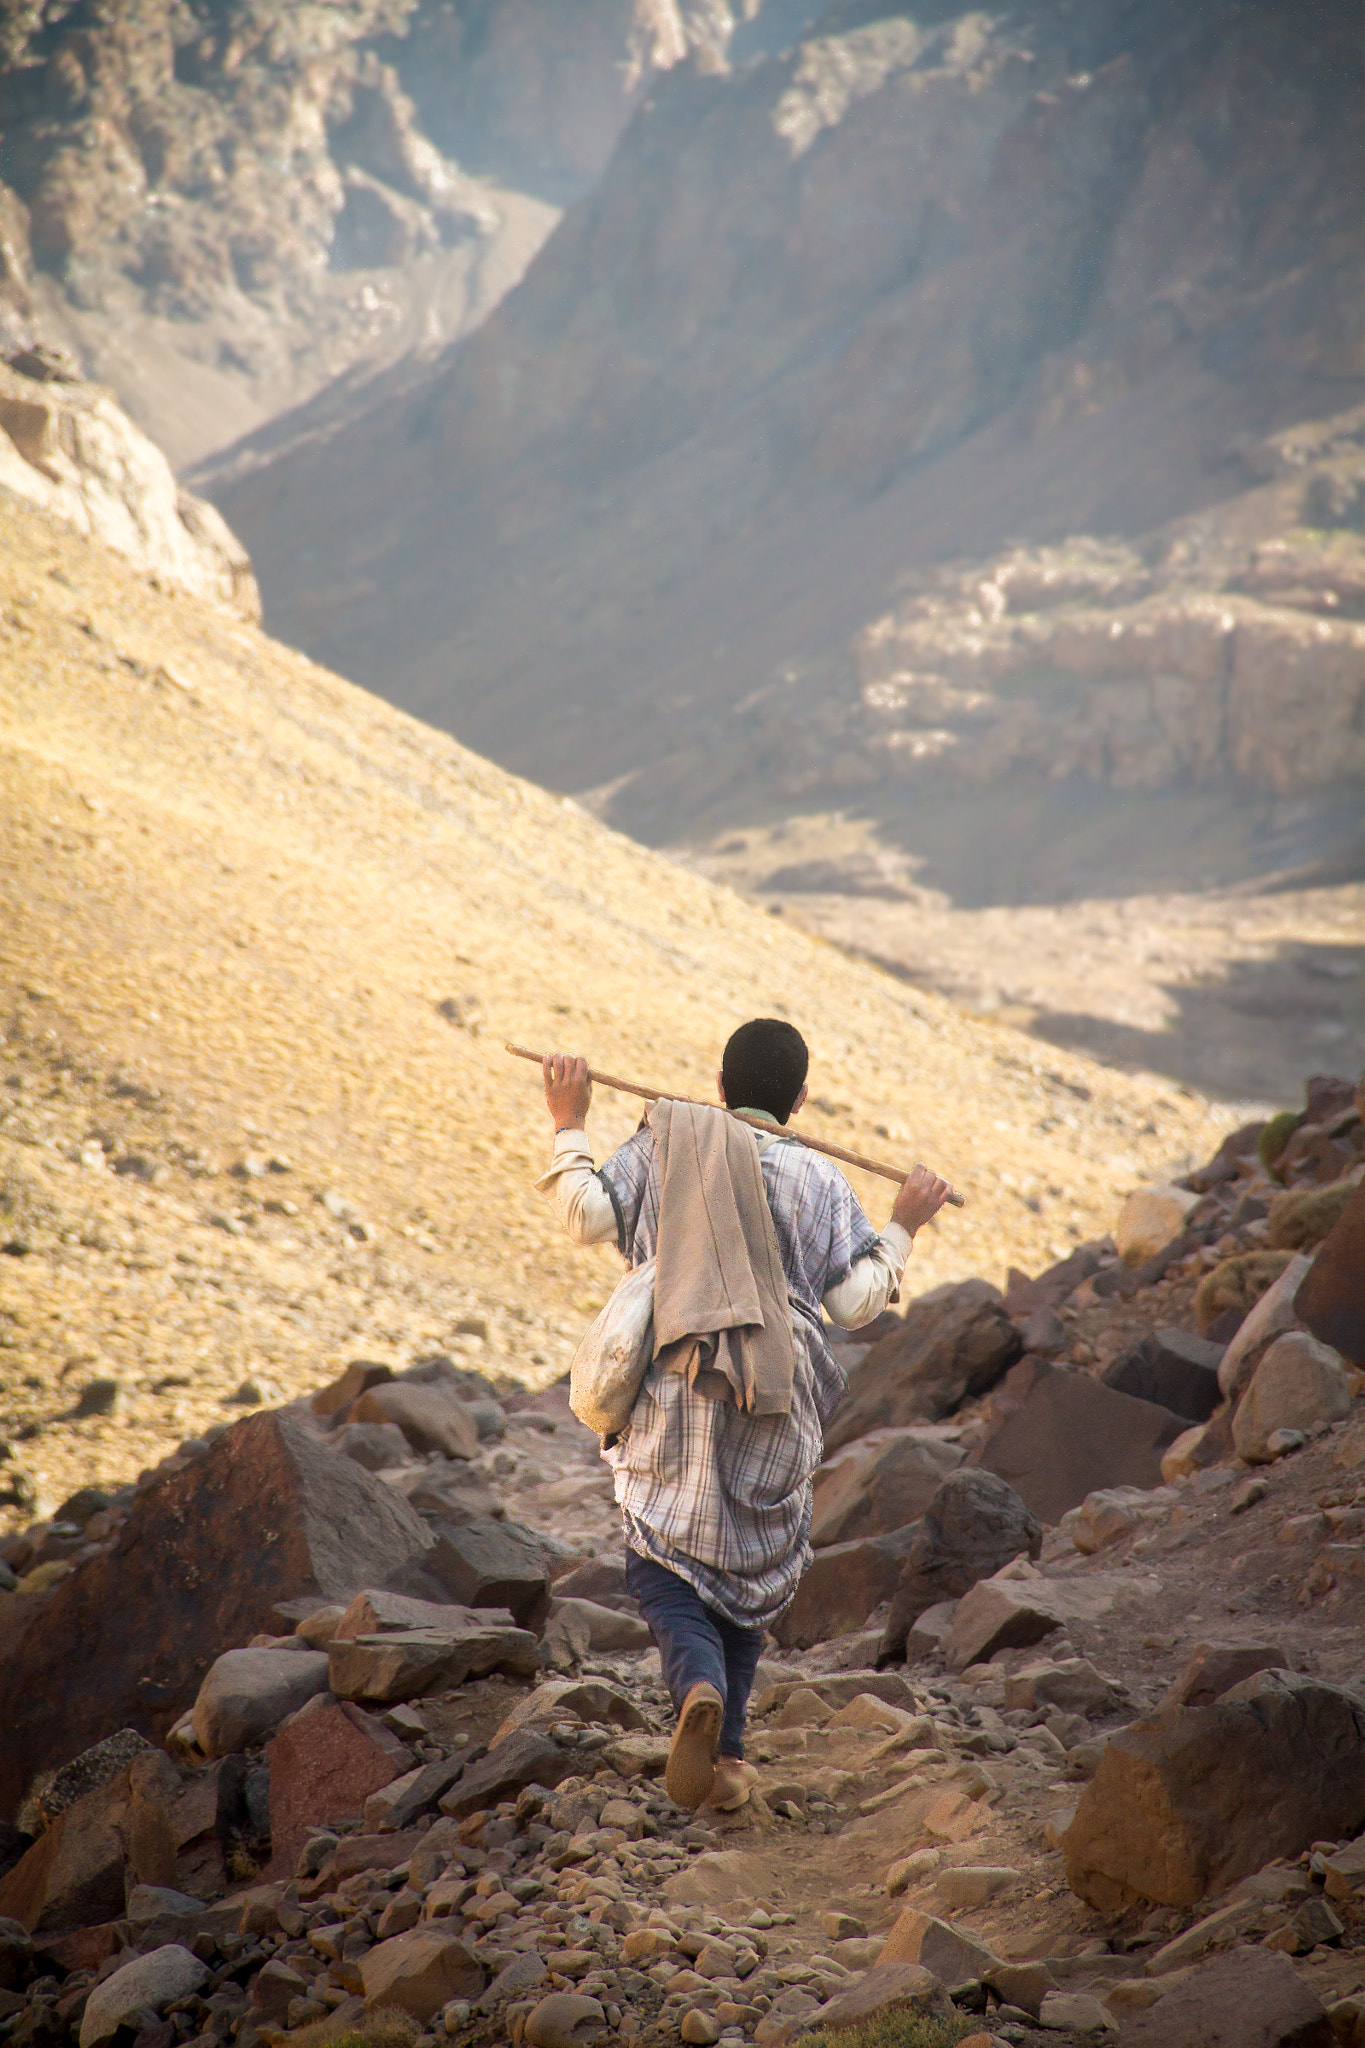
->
<box><xmin>208</xmin><ymin>0</ymin><xmax>1365</xmax><ymax>803</ymax></box>
<box><xmin>0</xmin><ymin>495</ymin><xmax>1231</xmax><ymax>1522</ymax></box>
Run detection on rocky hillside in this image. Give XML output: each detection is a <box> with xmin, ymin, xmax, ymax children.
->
<box><xmin>206</xmin><ymin>0</ymin><xmax>1365</xmax><ymax>807</ymax></box>
<box><xmin>0</xmin><ymin>344</ymin><xmax>257</xmax><ymax>615</ymax></box>
<box><xmin>0</xmin><ymin>0</ymin><xmax>772</xmax><ymax>466</ymax></box>
<box><xmin>198</xmin><ymin>0</ymin><xmax>1365</xmax><ymax>1109</ymax></box>
<box><xmin>0</xmin><ymin>489</ymin><xmax>1233</xmax><ymax>1531</ymax></box>
<box><xmin>0</xmin><ymin>1020</ymin><xmax>1359</xmax><ymax>2048</ymax></box>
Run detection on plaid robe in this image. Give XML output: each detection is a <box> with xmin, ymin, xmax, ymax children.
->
<box><xmin>596</xmin><ymin>1124</ymin><xmax>879</xmax><ymax>1627</ymax></box>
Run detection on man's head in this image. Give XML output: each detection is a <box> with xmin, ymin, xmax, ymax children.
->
<box><xmin>719</xmin><ymin>1018</ymin><xmax>809</xmax><ymax>1125</ymax></box>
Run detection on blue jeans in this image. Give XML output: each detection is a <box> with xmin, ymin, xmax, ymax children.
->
<box><xmin>625</xmin><ymin>1550</ymin><xmax>765</xmax><ymax>1759</ymax></box>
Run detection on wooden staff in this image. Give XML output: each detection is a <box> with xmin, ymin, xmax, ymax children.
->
<box><xmin>506</xmin><ymin>1042</ymin><xmax>966</xmax><ymax>1206</ymax></box>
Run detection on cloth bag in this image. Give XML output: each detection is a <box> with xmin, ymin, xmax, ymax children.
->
<box><xmin>569</xmin><ymin>1257</ymin><xmax>656</xmax><ymax>1436</ymax></box>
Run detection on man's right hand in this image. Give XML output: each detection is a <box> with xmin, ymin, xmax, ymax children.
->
<box><xmin>543</xmin><ymin>1052</ymin><xmax>593</xmax><ymax>1131</ymax></box>
<box><xmin>891</xmin><ymin>1162</ymin><xmax>953</xmax><ymax>1237</ymax></box>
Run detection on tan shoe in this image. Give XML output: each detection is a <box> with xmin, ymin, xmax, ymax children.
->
<box><xmin>708</xmin><ymin>1756</ymin><xmax>759</xmax><ymax>1811</ymax></box>
<box><xmin>665</xmin><ymin>1680</ymin><xmax>724</xmax><ymax>1809</ymax></box>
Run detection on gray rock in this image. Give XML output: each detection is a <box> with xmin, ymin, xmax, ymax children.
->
<box><xmin>331</xmin><ymin>1422</ymin><xmax>412</xmax><ymax>1471</ymax></box>
<box><xmin>329</xmin><ymin>1623</ymin><xmax>538</xmax><ymax>1705</ymax></box>
<box><xmin>192</xmin><ymin>1646</ymin><xmax>331</xmax><ymax>1757</ymax></box>
<box><xmin>1116</xmin><ymin>1945</ymin><xmax>1333</xmax><ymax>2047</ymax></box>
<box><xmin>1232</xmin><ymin>1332</ymin><xmax>1352</xmax><ymax>1464</ymax></box>
<box><xmin>125</xmin><ymin>1884</ymin><xmax>205</xmax><ymax>1931</ymax></box>
<box><xmin>79</xmin><ymin>1945</ymin><xmax>208</xmax><ymax>2048</ymax></box>
<box><xmin>1103</xmin><ymin>1327</ymin><xmax>1225</xmax><ymax>1422</ymax></box>
<box><xmin>881</xmin><ymin>1469</ymin><xmax>1042</xmax><ymax>1660</ymax></box>
<box><xmin>426</xmin><ymin>1517</ymin><xmax>550</xmax><ymax>1630</ymax></box>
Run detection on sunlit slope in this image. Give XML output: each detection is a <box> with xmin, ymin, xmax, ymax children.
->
<box><xmin>0</xmin><ymin>497</ymin><xmax>1231</xmax><ymax>1504</ymax></box>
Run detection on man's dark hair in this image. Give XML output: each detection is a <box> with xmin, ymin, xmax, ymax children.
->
<box><xmin>722</xmin><ymin>1018</ymin><xmax>809</xmax><ymax>1125</ymax></box>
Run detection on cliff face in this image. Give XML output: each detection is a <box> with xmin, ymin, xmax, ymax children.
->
<box><xmin>0</xmin><ymin>0</ymin><xmax>736</xmax><ymax>464</ymax></box>
<box><xmin>0</xmin><ymin>345</ymin><xmax>258</xmax><ymax>617</ymax></box>
<box><xmin>207</xmin><ymin>0</ymin><xmax>1365</xmax><ymax>816</ymax></box>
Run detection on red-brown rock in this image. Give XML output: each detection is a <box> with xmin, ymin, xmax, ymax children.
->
<box><xmin>770</xmin><ymin>1530</ymin><xmax>917</xmax><ymax>1649</ymax></box>
<box><xmin>1296</xmin><ymin>1179</ymin><xmax>1365</xmax><ymax>1365</ymax></box>
<box><xmin>969</xmin><ymin>1357</ymin><xmax>1188</xmax><ymax>1523</ymax></box>
<box><xmin>1064</xmin><ymin>1670</ymin><xmax>1365</xmax><ymax>1911</ymax></box>
<box><xmin>266</xmin><ymin>1698</ymin><xmax>413</xmax><ymax>1878</ymax></box>
<box><xmin>1157</xmin><ymin>1641</ymin><xmax>1289</xmax><ymax>1713</ymax></box>
<box><xmin>810</xmin><ymin>1432</ymin><xmax>964</xmax><ymax>1547</ymax></box>
<box><xmin>825</xmin><ymin>1282</ymin><xmax>1021</xmax><ymax>1450</ymax></box>
<box><xmin>0</xmin><ymin>1410</ymin><xmax>431</xmax><ymax>1821</ymax></box>
<box><xmin>1116</xmin><ymin>1945</ymin><xmax>1332</xmax><ymax>2047</ymax></box>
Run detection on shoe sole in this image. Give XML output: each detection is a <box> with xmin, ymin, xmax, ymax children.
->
<box><xmin>666</xmin><ymin>1688</ymin><xmax>723</xmax><ymax>1809</ymax></box>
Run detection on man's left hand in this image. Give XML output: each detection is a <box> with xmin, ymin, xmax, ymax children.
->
<box><xmin>544</xmin><ymin>1052</ymin><xmax>592</xmax><ymax>1130</ymax></box>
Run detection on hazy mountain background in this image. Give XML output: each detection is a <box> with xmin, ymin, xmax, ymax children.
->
<box><xmin>3</xmin><ymin>0</ymin><xmax>1362</xmax><ymax>1103</ymax></box>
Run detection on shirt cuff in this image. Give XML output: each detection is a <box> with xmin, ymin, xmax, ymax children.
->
<box><xmin>880</xmin><ymin>1221</ymin><xmax>913</xmax><ymax>1273</ymax></box>
<box><xmin>533</xmin><ymin>1128</ymin><xmax>594</xmax><ymax>1192</ymax></box>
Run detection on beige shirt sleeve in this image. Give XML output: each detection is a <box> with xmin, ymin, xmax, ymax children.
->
<box><xmin>534</xmin><ymin>1129</ymin><xmax>619</xmax><ymax>1246</ymax></box>
<box><xmin>822</xmin><ymin>1221</ymin><xmax>913</xmax><ymax>1329</ymax></box>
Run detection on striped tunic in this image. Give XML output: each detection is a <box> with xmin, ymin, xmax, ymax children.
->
<box><xmin>596</xmin><ymin>1123</ymin><xmax>880</xmax><ymax>1627</ymax></box>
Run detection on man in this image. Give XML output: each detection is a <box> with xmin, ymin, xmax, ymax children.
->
<box><xmin>538</xmin><ymin>1017</ymin><xmax>952</xmax><ymax>1811</ymax></box>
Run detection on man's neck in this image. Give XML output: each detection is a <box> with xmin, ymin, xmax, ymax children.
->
<box><xmin>733</xmin><ymin>1105</ymin><xmax>782</xmax><ymax>1126</ymax></box>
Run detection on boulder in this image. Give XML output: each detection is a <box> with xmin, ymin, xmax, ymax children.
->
<box><xmin>438</xmin><ymin>1728</ymin><xmax>583</xmax><ymax>1818</ymax></box>
<box><xmin>328</xmin><ymin>1622</ymin><xmax>539</xmax><ymax>1704</ymax></box>
<box><xmin>251</xmin><ymin>1958</ymin><xmax>310</xmax><ymax>2024</ymax></box>
<box><xmin>333</xmin><ymin>1588</ymin><xmax>513</xmax><ymax>1639</ymax></box>
<box><xmin>359</xmin><ymin>1927</ymin><xmax>484</xmax><ymax>2018</ymax></box>
<box><xmin>350</xmin><ymin>1382</ymin><xmax>479</xmax><ymax>1461</ymax></box>
<box><xmin>398</xmin><ymin>1464</ymin><xmax>503</xmax><ymax>1526</ymax></box>
<box><xmin>31</xmin><ymin>1730</ymin><xmax>153</xmax><ymax>1829</ymax></box>
<box><xmin>1069</xmin><ymin>1486</ymin><xmax>1177</xmax><ymax>1555</ymax></box>
<box><xmin>490</xmin><ymin>1680</ymin><xmax>647</xmax><ymax>1746</ymax></box>
<box><xmin>79</xmin><ymin>1944</ymin><xmax>208</xmax><ymax>2048</ymax></box>
<box><xmin>770</xmin><ymin>1529</ymin><xmax>918</xmax><ymax>1649</ymax></box>
<box><xmin>266</xmin><ymin>1698</ymin><xmax>413</xmax><ymax>1877</ymax></box>
<box><xmin>312</xmin><ymin>1360</ymin><xmax>395</xmax><ymax>1419</ymax></box>
<box><xmin>551</xmin><ymin>1558</ymin><xmax>631</xmax><ymax>1606</ymax></box>
<box><xmin>425</xmin><ymin>1518</ymin><xmax>551</xmax><ymax>1630</ymax></box>
<box><xmin>969</xmin><ymin>1358</ymin><xmax>1188</xmax><ymax>1524</ymax></box>
<box><xmin>191</xmin><ymin>1646</ymin><xmax>331</xmax><ymax>1757</ymax></box>
<box><xmin>1323</xmin><ymin>1834</ymin><xmax>1365</xmax><ymax>1904</ymax></box>
<box><xmin>879</xmin><ymin>1907</ymin><xmax>998</xmax><ymax>1983</ymax></box>
<box><xmin>798</xmin><ymin>1961</ymin><xmax>953</xmax><ymax>2036</ymax></box>
<box><xmin>0</xmin><ymin>1410</ymin><xmax>432</xmax><ymax>1819</ymax></box>
<box><xmin>810</xmin><ymin>1431</ymin><xmax>965</xmax><ymax>1546</ymax></box>
<box><xmin>1102</xmin><ymin>1329</ymin><xmax>1224</xmax><ymax>1422</ymax></box>
<box><xmin>1064</xmin><ymin>1670</ymin><xmax>1365</xmax><ymax>1911</ymax></box>
<box><xmin>543</xmin><ymin>1597</ymin><xmax>651</xmax><ymax>1654</ymax></box>
<box><xmin>525</xmin><ymin>1993</ymin><xmax>608</xmax><ymax>2048</ymax></box>
<box><xmin>330</xmin><ymin>1422</ymin><xmax>412</xmax><ymax>1471</ymax></box>
<box><xmin>1157</xmin><ymin>1640</ymin><xmax>1290</xmax><ymax>1713</ymax></box>
<box><xmin>1296</xmin><ymin>1179</ymin><xmax>1365</xmax><ymax>1364</ymax></box>
<box><xmin>1004</xmin><ymin>1659</ymin><xmax>1126</xmax><ymax>1719</ymax></box>
<box><xmin>1216</xmin><ymin>1254</ymin><xmax>1316</xmax><ymax>1397</ymax></box>
<box><xmin>1004</xmin><ymin>1243</ymin><xmax>1112</xmax><ymax>1315</ymax></box>
<box><xmin>1038</xmin><ymin>1990</ymin><xmax>1116</xmax><ymax>2033</ymax></box>
<box><xmin>1232</xmin><ymin>1333</ymin><xmax>1352</xmax><ymax>1463</ymax></box>
<box><xmin>1115</xmin><ymin>1945</ymin><xmax>1333</xmax><ymax>2047</ymax></box>
<box><xmin>824</xmin><ymin>1281</ymin><xmax>1022</xmax><ymax>1450</ymax></box>
<box><xmin>0</xmin><ymin>1779</ymin><xmax>130</xmax><ymax>1936</ymax></box>
<box><xmin>943</xmin><ymin>1561</ymin><xmax>1142</xmax><ymax>1673</ymax></box>
<box><xmin>882</xmin><ymin>1469</ymin><xmax>1041</xmax><ymax>1660</ymax></box>
<box><xmin>1115</xmin><ymin>1186</ymin><xmax>1199</xmax><ymax>1265</ymax></box>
